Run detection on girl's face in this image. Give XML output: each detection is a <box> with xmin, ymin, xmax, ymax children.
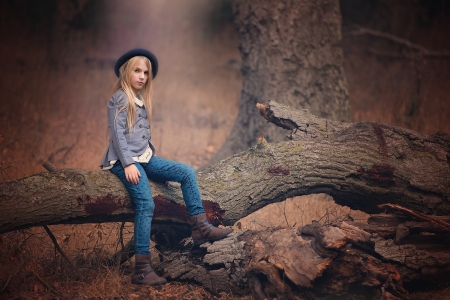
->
<box><xmin>130</xmin><ymin>58</ymin><xmax>149</xmax><ymax>93</ymax></box>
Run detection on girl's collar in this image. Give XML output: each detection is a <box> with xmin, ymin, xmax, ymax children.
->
<box><xmin>134</xmin><ymin>93</ymin><xmax>144</xmax><ymax>107</ymax></box>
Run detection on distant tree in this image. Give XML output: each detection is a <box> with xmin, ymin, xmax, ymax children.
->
<box><xmin>211</xmin><ymin>0</ymin><xmax>352</xmax><ymax>163</ymax></box>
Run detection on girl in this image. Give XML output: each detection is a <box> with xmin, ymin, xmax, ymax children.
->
<box><xmin>100</xmin><ymin>48</ymin><xmax>232</xmax><ymax>286</ymax></box>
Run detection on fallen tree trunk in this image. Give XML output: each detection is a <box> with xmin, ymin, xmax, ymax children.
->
<box><xmin>1</xmin><ymin>101</ymin><xmax>449</xmax><ymax>298</ymax></box>
<box><xmin>1</xmin><ymin>102</ymin><xmax>449</xmax><ymax>233</ymax></box>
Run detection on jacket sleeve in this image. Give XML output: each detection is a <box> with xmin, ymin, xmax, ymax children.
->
<box><xmin>107</xmin><ymin>93</ymin><xmax>135</xmax><ymax>167</ymax></box>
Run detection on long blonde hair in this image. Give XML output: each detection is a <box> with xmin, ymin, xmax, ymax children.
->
<box><xmin>114</xmin><ymin>56</ymin><xmax>153</xmax><ymax>133</ymax></box>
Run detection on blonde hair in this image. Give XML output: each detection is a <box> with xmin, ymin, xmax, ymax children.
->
<box><xmin>114</xmin><ymin>56</ymin><xmax>153</xmax><ymax>133</ymax></box>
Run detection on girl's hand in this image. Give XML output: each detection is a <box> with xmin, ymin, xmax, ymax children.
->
<box><xmin>124</xmin><ymin>164</ymin><xmax>141</xmax><ymax>184</ymax></box>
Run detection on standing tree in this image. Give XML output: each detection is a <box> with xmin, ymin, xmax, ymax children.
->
<box><xmin>211</xmin><ymin>0</ymin><xmax>352</xmax><ymax>163</ymax></box>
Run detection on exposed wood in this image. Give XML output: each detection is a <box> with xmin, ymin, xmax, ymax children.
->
<box><xmin>345</xmin><ymin>221</ymin><xmax>397</xmax><ymax>239</ymax></box>
<box><xmin>378</xmin><ymin>204</ymin><xmax>450</xmax><ymax>232</ymax></box>
<box><xmin>42</xmin><ymin>160</ymin><xmax>58</xmax><ymax>173</ymax></box>
<box><xmin>353</xmin><ymin>210</ymin><xmax>450</xmax><ymax>283</ymax></box>
<box><xmin>373</xmin><ymin>235</ymin><xmax>450</xmax><ymax>274</ymax></box>
<box><xmin>256</xmin><ymin>102</ymin><xmax>349</xmax><ymax>140</ymax></box>
<box><xmin>359</xmin><ymin>213</ymin><xmax>450</xmax><ymax>243</ymax></box>
<box><xmin>299</xmin><ymin>220</ymin><xmax>347</xmax><ymax>250</ymax></box>
<box><xmin>338</xmin><ymin>221</ymin><xmax>374</xmax><ymax>251</ymax></box>
<box><xmin>156</xmin><ymin>219</ymin><xmax>448</xmax><ymax>297</ymax></box>
<box><xmin>158</xmin><ymin>226</ymin><xmax>409</xmax><ymax>299</ymax></box>
<box><xmin>368</xmin><ymin>214</ymin><xmax>411</xmax><ymax>227</ymax></box>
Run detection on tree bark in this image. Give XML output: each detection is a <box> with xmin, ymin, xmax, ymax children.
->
<box><xmin>211</xmin><ymin>0</ymin><xmax>352</xmax><ymax>163</ymax></box>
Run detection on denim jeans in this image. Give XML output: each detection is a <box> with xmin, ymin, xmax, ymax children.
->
<box><xmin>110</xmin><ymin>156</ymin><xmax>205</xmax><ymax>255</ymax></box>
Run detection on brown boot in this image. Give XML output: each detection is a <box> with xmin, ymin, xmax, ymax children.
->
<box><xmin>131</xmin><ymin>254</ymin><xmax>167</xmax><ymax>286</ymax></box>
<box><xmin>189</xmin><ymin>213</ymin><xmax>233</xmax><ymax>246</ymax></box>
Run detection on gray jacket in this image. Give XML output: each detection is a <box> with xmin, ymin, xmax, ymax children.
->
<box><xmin>100</xmin><ymin>89</ymin><xmax>156</xmax><ymax>168</ymax></box>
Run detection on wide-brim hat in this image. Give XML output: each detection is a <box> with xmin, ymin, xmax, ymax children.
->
<box><xmin>114</xmin><ymin>48</ymin><xmax>158</xmax><ymax>79</ymax></box>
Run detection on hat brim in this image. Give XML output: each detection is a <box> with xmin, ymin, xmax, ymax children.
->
<box><xmin>114</xmin><ymin>48</ymin><xmax>158</xmax><ymax>79</ymax></box>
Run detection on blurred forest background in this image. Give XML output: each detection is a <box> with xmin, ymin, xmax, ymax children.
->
<box><xmin>0</xmin><ymin>0</ymin><xmax>449</xmax><ymax>299</ymax></box>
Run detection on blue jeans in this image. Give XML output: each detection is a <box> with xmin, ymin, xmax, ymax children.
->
<box><xmin>110</xmin><ymin>156</ymin><xmax>205</xmax><ymax>255</ymax></box>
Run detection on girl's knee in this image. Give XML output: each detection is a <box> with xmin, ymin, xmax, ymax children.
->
<box><xmin>187</xmin><ymin>165</ymin><xmax>196</xmax><ymax>175</ymax></box>
<box><xmin>147</xmin><ymin>201</ymin><xmax>155</xmax><ymax>213</ymax></box>
<box><xmin>135</xmin><ymin>198</ymin><xmax>155</xmax><ymax>214</ymax></box>
<box><xmin>183</xmin><ymin>165</ymin><xmax>197</xmax><ymax>180</ymax></box>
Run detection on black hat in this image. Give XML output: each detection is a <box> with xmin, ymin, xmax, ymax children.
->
<box><xmin>114</xmin><ymin>48</ymin><xmax>158</xmax><ymax>79</ymax></box>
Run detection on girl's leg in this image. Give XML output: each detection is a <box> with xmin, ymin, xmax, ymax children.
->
<box><xmin>141</xmin><ymin>156</ymin><xmax>205</xmax><ymax>216</ymax></box>
<box><xmin>142</xmin><ymin>156</ymin><xmax>232</xmax><ymax>245</ymax></box>
<box><xmin>110</xmin><ymin>162</ymin><xmax>154</xmax><ymax>255</ymax></box>
<box><xmin>110</xmin><ymin>162</ymin><xmax>167</xmax><ymax>286</ymax></box>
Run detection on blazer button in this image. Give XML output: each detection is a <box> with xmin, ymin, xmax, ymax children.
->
<box><xmin>139</xmin><ymin>114</ymin><xmax>142</xmax><ymax>117</ymax></box>
<box><xmin>142</xmin><ymin>135</ymin><xmax>145</xmax><ymax>139</ymax></box>
<box><xmin>139</xmin><ymin>124</ymin><xmax>142</xmax><ymax>128</ymax></box>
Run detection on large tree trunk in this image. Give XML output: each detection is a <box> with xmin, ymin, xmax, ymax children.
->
<box><xmin>211</xmin><ymin>0</ymin><xmax>352</xmax><ymax>163</ymax></box>
<box><xmin>1</xmin><ymin>102</ymin><xmax>449</xmax><ymax>298</ymax></box>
